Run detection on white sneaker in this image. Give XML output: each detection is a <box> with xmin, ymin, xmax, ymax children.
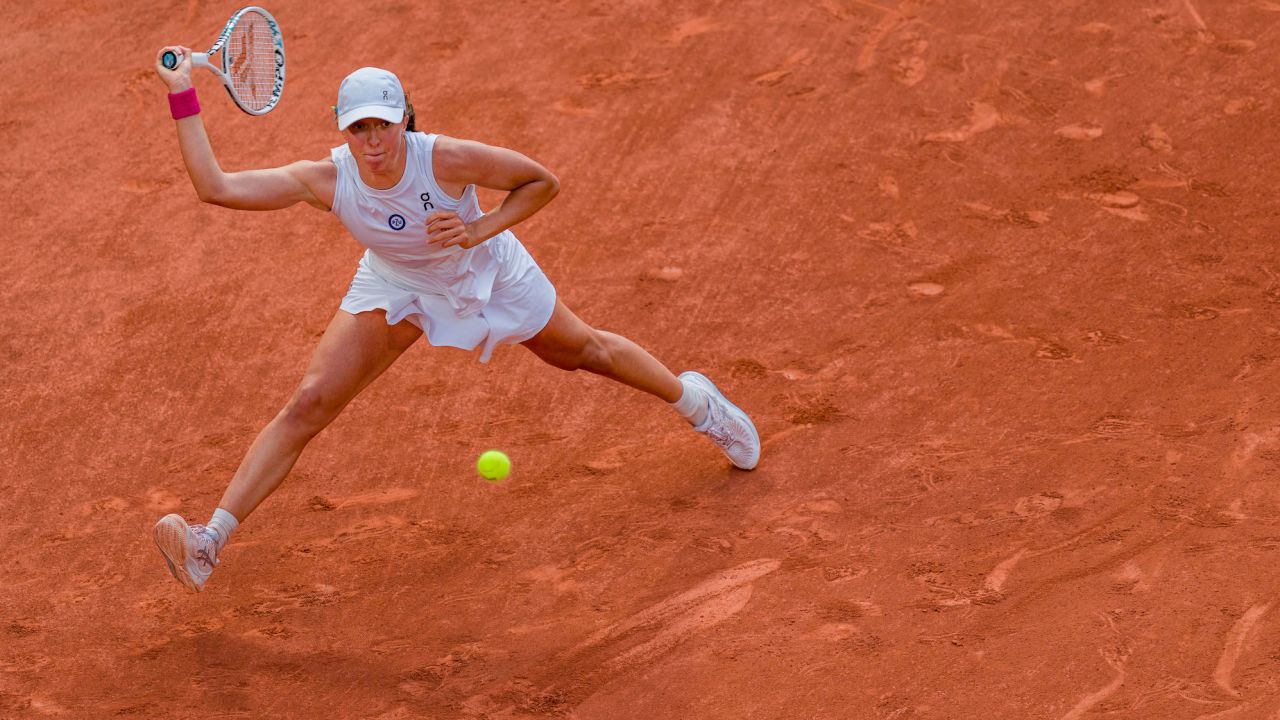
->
<box><xmin>153</xmin><ymin>514</ymin><xmax>219</xmax><ymax>593</ymax></box>
<box><xmin>681</xmin><ymin>371</ymin><xmax>761</xmax><ymax>470</ymax></box>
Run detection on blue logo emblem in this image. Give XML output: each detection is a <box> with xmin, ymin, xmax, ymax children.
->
<box><xmin>388</xmin><ymin>214</ymin><xmax>406</xmax><ymax>231</ymax></box>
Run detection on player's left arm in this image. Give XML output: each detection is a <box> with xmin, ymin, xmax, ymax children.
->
<box><xmin>426</xmin><ymin>136</ymin><xmax>560</xmax><ymax>249</ymax></box>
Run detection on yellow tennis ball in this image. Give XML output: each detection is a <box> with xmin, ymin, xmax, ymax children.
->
<box><xmin>476</xmin><ymin>450</ymin><xmax>511</xmax><ymax>482</ymax></box>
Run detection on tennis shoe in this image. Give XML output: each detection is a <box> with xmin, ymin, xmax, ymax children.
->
<box><xmin>681</xmin><ymin>371</ymin><xmax>760</xmax><ymax>470</ymax></box>
<box><xmin>153</xmin><ymin>514</ymin><xmax>219</xmax><ymax>593</ymax></box>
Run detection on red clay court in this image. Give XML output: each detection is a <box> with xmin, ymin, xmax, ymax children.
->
<box><xmin>3</xmin><ymin>0</ymin><xmax>1280</xmax><ymax>717</ymax></box>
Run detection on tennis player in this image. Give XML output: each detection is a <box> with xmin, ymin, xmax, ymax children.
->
<box><xmin>151</xmin><ymin>50</ymin><xmax>761</xmax><ymax>593</ymax></box>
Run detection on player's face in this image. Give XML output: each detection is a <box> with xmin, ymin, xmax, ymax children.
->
<box><xmin>343</xmin><ymin>117</ymin><xmax>407</xmax><ymax>174</ymax></box>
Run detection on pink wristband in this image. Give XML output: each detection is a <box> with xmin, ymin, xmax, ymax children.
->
<box><xmin>168</xmin><ymin>87</ymin><xmax>200</xmax><ymax>120</ymax></box>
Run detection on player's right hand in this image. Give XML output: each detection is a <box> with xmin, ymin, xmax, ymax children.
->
<box><xmin>156</xmin><ymin>45</ymin><xmax>194</xmax><ymax>92</ymax></box>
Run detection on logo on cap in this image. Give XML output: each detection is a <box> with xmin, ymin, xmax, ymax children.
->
<box><xmin>383</xmin><ymin>90</ymin><xmax>389</xmax><ymax>100</ymax></box>
<box><xmin>388</xmin><ymin>214</ymin><xmax>406</xmax><ymax>231</ymax></box>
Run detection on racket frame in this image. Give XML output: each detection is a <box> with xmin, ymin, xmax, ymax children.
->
<box><xmin>187</xmin><ymin>6</ymin><xmax>286</xmax><ymax>116</ymax></box>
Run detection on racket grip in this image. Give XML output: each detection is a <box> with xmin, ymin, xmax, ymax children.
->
<box><xmin>162</xmin><ymin>50</ymin><xmax>179</xmax><ymax>70</ymax></box>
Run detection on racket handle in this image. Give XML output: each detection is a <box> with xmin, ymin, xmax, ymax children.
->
<box><xmin>162</xmin><ymin>50</ymin><xmax>179</xmax><ymax>70</ymax></box>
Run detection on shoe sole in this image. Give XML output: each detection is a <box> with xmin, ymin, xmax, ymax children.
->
<box><xmin>681</xmin><ymin>371</ymin><xmax>761</xmax><ymax>470</ymax></box>
<box><xmin>153</xmin><ymin>515</ymin><xmax>201</xmax><ymax>593</ymax></box>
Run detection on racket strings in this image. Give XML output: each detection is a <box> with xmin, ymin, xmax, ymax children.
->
<box><xmin>225</xmin><ymin>12</ymin><xmax>280</xmax><ymax>111</ymax></box>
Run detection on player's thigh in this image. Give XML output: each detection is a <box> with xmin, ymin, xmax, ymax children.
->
<box><xmin>520</xmin><ymin>300</ymin><xmax>596</xmax><ymax>368</ymax></box>
<box><xmin>298</xmin><ymin>309</ymin><xmax>422</xmax><ymax>404</ymax></box>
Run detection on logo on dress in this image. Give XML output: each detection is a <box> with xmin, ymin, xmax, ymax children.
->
<box><xmin>388</xmin><ymin>214</ymin><xmax>406</xmax><ymax>231</ymax></box>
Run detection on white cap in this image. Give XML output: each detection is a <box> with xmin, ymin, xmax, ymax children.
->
<box><xmin>335</xmin><ymin>67</ymin><xmax>405</xmax><ymax>131</ymax></box>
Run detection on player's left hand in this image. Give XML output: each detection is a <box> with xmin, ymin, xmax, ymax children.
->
<box><xmin>426</xmin><ymin>210</ymin><xmax>483</xmax><ymax>249</ymax></box>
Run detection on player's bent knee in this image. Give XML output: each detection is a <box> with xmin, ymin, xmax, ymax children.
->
<box><xmin>579</xmin><ymin>331</ymin><xmax>615</xmax><ymax>374</ymax></box>
<box><xmin>279</xmin><ymin>384</ymin><xmax>343</xmax><ymax>436</ymax></box>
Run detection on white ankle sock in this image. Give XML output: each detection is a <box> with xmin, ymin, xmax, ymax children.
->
<box><xmin>207</xmin><ymin>508</ymin><xmax>239</xmax><ymax>552</ymax></box>
<box><xmin>670</xmin><ymin>378</ymin><xmax>709</xmax><ymax>426</ymax></box>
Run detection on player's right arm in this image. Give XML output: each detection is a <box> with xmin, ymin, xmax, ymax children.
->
<box><xmin>156</xmin><ymin>46</ymin><xmax>335</xmax><ymax>212</ymax></box>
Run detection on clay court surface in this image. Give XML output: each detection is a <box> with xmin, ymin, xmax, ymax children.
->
<box><xmin>5</xmin><ymin>0</ymin><xmax>1280</xmax><ymax>717</ymax></box>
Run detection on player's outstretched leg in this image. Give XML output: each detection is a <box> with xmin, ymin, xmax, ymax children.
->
<box><xmin>521</xmin><ymin>300</ymin><xmax>760</xmax><ymax>469</ymax></box>
<box><xmin>153</xmin><ymin>309</ymin><xmax>423</xmax><ymax>592</ymax></box>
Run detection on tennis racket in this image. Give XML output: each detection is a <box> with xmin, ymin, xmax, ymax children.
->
<box><xmin>161</xmin><ymin>6</ymin><xmax>285</xmax><ymax>116</ymax></box>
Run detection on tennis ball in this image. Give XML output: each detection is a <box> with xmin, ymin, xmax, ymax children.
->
<box><xmin>476</xmin><ymin>450</ymin><xmax>511</xmax><ymax>482</ymax></box>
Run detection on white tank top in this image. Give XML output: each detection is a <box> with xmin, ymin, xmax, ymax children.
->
<box><xmin>329</xmin><ymin>132</ymin><xmax>528</xmax><ymax>317</ymax></box>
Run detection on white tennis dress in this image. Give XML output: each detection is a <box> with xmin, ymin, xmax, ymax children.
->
<box><xmin>330</xmin><ymin>132</ymin><xmax>556</xmax><ymax>362</ymax></box>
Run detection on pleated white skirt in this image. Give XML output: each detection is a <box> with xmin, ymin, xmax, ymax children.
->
<box><xmin>339</xmin><ymin>241</ymin><xmax>556</xmax><ymax>362</ymax></box>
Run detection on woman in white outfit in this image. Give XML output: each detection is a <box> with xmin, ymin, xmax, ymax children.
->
<box><xmin>151</xmin><ymin>51</ymin><xmax>761</xmax><ymax>593</ymax></box>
